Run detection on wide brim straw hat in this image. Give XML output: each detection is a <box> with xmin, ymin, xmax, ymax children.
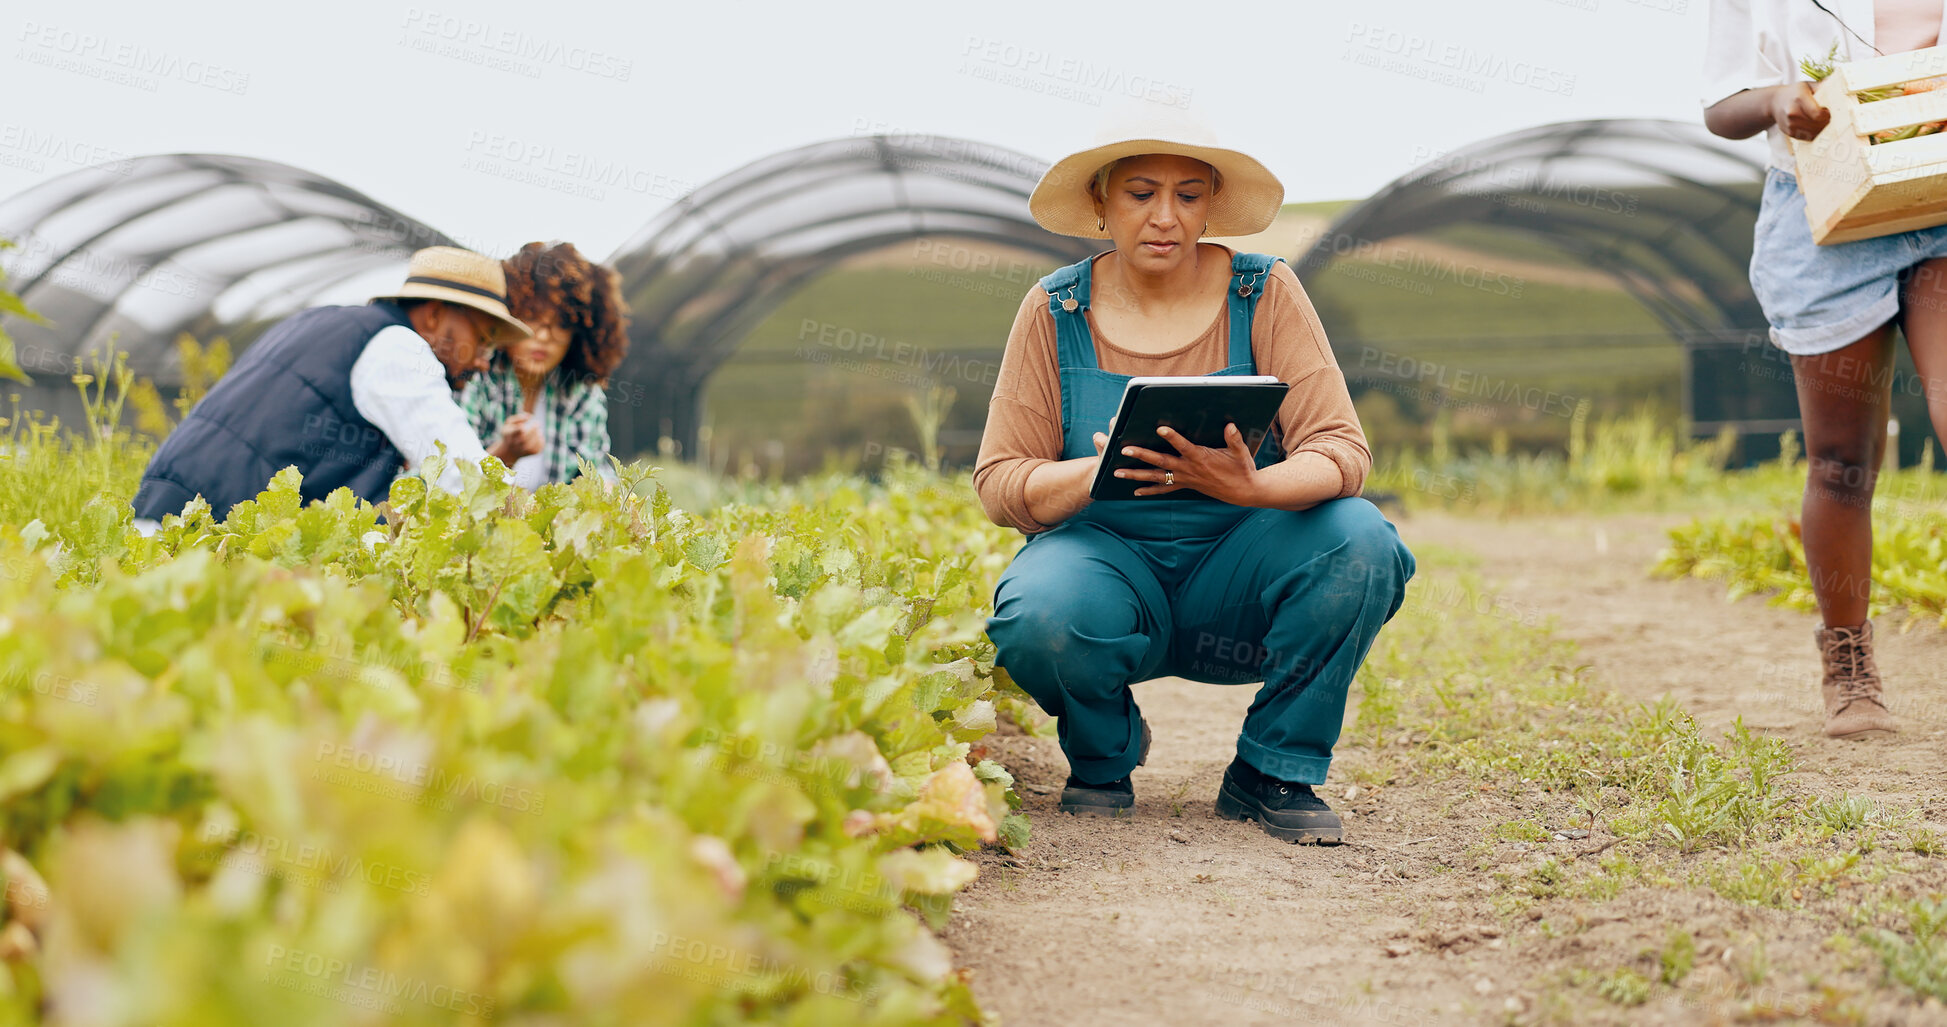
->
<box><xmin>1030</xmin><ymin>107</ymin><xmax>1284</xmax><ymax>240</ymax></box>
<box><xmin>373</xmin><ymin>246</ymin><xmax>531</xmax><ymax>344</ymax></box>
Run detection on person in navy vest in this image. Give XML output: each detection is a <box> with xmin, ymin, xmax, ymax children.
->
<box><xmin>132</xmin><ymin>247</ymin><xmax>542</xmax><ymax>529</ymax></box>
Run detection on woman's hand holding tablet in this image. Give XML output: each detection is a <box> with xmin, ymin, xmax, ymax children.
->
<box><xmin>1088</xmin><ymin>376</ymin><xmax>1290</xmax><ymax>502</ymax></box>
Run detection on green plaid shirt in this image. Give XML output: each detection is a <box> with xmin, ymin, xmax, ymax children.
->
<box><xmin>458</xmin><ymin>350</ymin><xmax>611</xmax><ymax>484</ymax></box>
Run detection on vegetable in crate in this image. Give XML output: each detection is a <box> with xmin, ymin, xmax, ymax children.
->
<box><xmin>1801</xmin><ymin>43</ymin><xmax>1947</xmax><ymax>142</ymax></box>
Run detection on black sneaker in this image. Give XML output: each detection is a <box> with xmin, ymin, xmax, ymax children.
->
<box><xmin>1215</xmin><ymin>757</ymin><xmax>1342</xmax><ymax>844</ymax></box>
<box><xmin>1058</xmin><ymin>718</ymin><xmax>1151</xmax><ymax>816</ymax></box>
<box><xmin>1058</xmin><ymin>773</ymin><xmax>1133</xmax><ymax>816</ymax></box>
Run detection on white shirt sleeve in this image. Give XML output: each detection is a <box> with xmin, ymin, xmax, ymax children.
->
<box><xmin>1703</xmin><ymin>0</ymin><xmax>1772</xmax><ymax>108</ymax></box>
<box><xmin>509</xmin><ymin>452</ymin><xmax>549</xmax><ymax>491</ymax></box>
<box><xmin>348</xmin><ymin>325</ymin><xmax>490</xmax><ymax>495</ymax></box>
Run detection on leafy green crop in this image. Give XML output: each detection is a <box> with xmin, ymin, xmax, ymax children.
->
<box><xmin>0</xmin><ymin>240</ymin><xmax>34</xmax><ymax>385</ymax></box>
<box><xmin>0</xmin><ymin>435</ymin><xmax>1033</xmax><ymax>1024</ymax></box>
<box><xmin>1658</xmin><ymin>498</ymin><xmax>1947</xmax><ymax>626</ymax></box>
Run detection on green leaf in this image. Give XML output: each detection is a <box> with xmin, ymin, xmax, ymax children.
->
<box><xmin>683</xmin><ymin>533</ymin><xmax>727</xmax><ymax>571</ymax></box>
<box><xmin>0</xmin><ymin>746</ymin><xmax>60</xmax><ymax>802</ymax></box>
<box><xmin>878</xmin><ymin>846</ymin><xmax>978</xmax><ymax>895</ymax></box>
<box><xmin>998</xmin><ymin>812</ymin><xmax>1032</xmax><ymax>850</ymax></box>
<box><xmin>0</xmin><ymin>337</ymin><xmax>29</xmax><ymax>384</ymax></box>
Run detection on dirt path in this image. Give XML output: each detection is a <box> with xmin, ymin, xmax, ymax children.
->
<box><xmin>1425</xmin><ymin>513</ymin><xmax>1947</xmax><ymax>794</ymax></box>
<box><xmin>942</xmin><ymin>511</ymin><xmax>1947</xmax><ymax>1026</ymax></box>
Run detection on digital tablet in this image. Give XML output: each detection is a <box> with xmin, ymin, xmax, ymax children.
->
<box><xmin>1087</xmin><ymin>375</ymin><xmax>1291</xmax><ymax>501</ymax></box>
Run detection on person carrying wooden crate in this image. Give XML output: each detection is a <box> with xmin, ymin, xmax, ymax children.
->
<box><xmin>1702</xmin><ymin>0</ymin><xmax>1947</xmax><ymax>738</ymax></box>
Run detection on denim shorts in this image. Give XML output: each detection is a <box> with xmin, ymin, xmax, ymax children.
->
<box><xmin>1752</xmin><ymin>167</ymin><xmax>1947</xmax><ymax>355</ymax></box>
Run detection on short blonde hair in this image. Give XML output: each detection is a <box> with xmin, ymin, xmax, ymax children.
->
<box><xmin>1089</xmin><ymin>156</ymin><xmax>1223</xmax><ymax>204</ymax></box>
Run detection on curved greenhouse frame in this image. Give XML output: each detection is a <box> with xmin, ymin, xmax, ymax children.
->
<box><xmin>0</xmin><ymin>154</ymin><xmax>451</xmax><ymax>420</ymax></box>
<box><xmin>603</xmin><ymin>134</ymin><xmax>1093</xmax><ymax>456</ymax></box>
<box><xmin>1293</xmin><ymin>119</ymin><xmax>1786</xmax><ymax>438</ymax></box>
<box><xmin>0</xmin><ymin>138</ymin><xmax>1090</xmax><ymax>458</ymax></box>
<box><xmin>0</xmin><ymin>122</ymin><xmax>1819</xmax><ymax>460</ymax></box>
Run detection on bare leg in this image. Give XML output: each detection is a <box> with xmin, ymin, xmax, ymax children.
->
<box><xmin>1789</xmin><ymin>325</ymin><xmax>1895</xmax><ymax>628</ymax></box>
<box><xmin>1898</xmin><ymin>259</ymin><xmax>1947</xmax><ymax>453</ymax></box>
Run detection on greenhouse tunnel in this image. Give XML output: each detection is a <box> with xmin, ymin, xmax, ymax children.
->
<box><xmin>1293</xmin><ymin>118</ymin><xmax>1935</xmax><ymax>464</ymax></box>
<box><xmin>0</xmin><ymin>137</ymin><xmax>1093</xmax><ymax>461</ymax></box>
<box><xmin>602</xmin><ymin>134</ymin><xmax>1093</xmax><ymax>458</ymax></box>
<box><xmin>0</xmin><ymin>153</ymin><xmax>453</xmax><ymax>429</ymax></box>
<box><xmin>4</xmin><ymin>121</ymin><xmax>1936</xmax><ymax>466</ymax></box>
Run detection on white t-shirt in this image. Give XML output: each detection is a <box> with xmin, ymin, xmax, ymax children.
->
<box><xmin>508</xmin><ymin>452</ymin><xmax>548</xmax><ymax>491</ymax></box>
<box><xmin>1703</xmin><ymin>0</ymin><xmax>1945</xmax><ymax>170</ymax></box>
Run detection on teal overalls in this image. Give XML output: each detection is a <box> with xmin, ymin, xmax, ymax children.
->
<box><xmin>987</xmin><ymin>251</ymin><xmax>1415</xmax><ymax>786</ymax></box>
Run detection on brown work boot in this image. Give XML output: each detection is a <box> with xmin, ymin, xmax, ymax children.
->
<box><xmin>1816</xmin><ymin>622</ymin><xmax>1898</xmax><ymax>738</ymax></box>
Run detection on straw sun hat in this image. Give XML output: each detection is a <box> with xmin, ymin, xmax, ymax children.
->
<box><xmin>374</xmin><ymin>246</ymin><xmax>531</xmax><ymax>343</ymax></box>
<box><xmin>1029</xmin><ymin>109</ymin><xmax>1284</xmax><ymax>240</ymax></box>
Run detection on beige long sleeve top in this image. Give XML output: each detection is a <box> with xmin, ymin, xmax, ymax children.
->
<box><xmin>973</xmin><ymin>259</ymin><xmax>1370</xmax><ymax>534</ymax></box>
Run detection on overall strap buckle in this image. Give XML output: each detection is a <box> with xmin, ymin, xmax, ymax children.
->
<box><xmin>1229</xmin><ymin>252</ymin><xmax>1279</xmax><ymax>298</ymax></box>
<box><xmin>1224</xmin><ymin>252</ymin><xmax>1282</xmax><ymax>370</ymax></box>
<box><xmin>1038</xmin><ymin>260</ymin><xmax>1092</xmax><ymax>314</ymax></box>
<box><xmin>1050</xmin><ymin>285</ymin><xmax>1084</xmax><ymax>314</ymax></box>
<box><xmin>1040</xmin><ymin>256</ymin><xmax>1100</xmax><ymax>371</ymax></box>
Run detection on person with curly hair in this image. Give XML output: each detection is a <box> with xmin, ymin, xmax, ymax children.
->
<box><xmin>462</xmin><ymin>241</ymin><xmax>632</xmax><ymax>488</ymax></box>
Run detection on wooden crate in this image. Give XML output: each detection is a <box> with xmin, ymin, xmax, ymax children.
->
<box><xmin>1792</xmin><ymin>46</ymin><xmax>1947</xmax><ymax>244</ymax></box>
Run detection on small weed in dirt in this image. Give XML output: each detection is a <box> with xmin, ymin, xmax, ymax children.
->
<box><xmin>1571</xmin><ymin>852</ymin><xmax>1640</xmax><ymax>901</ymax></box>
<box><xmin>1168</xmin><ymin>778</ymin><xmax>1191</xmax><ymax>818</ymax></box>
<box><xmin>1860</xmin><ymin>896</ymin><xmax>1947</xmax><ymax>1001</ymax></box>
<box><xmin>1648</xmin><ymin>720</ymin><xmax>1794</xmax><ymax>851</ymax></box>
<box><xmin>1805</xmin><ymin>795</ymin><xmax>1882</xmax><ymax>835</ymax></box>
<box><xmin>1704</xmin><ymin>855</ymin><xmax>1794</xmax><ymax>907</ymax></box>
<box><xmin>1660</xmin><ymin>929</ymin><xmax>1696</xmax><ymax>984</ymax></box>
<box><xmin>1735</xmin><ymin>935</ymin><xmax>1772</xmax><ymax>986</ymax></box>
<box><xmin>1531</xmin><ymin>858</ymin><xmax>1568</xmax><ymax>895</ymax></box>
<box><xmin>1493</xmin><ymin>818</ymin><xmax>1549</xmax><ymax>843</ymax></box>
<box><xmin>1586</xmin><ymin>965</ymin><xmax>1654</xmax><ymax>1006</ymax></box>
<box><xmin>1343</xmin><ymin>763</ymin><xmax>1394</xmax><ymax>789</ymax></box>
<box><xmin>1494</xmin><ymin>858</ymin><xmax>1570</xmax><ymax>911</ymax></box>
<box><xmin>1797</xmin><ymin>851</ymin><xmax>1865</xmax><ymax>895</ymax></box>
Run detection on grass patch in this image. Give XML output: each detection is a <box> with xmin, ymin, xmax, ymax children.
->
<box><xmin>1661</xmin><ymin>929</ymin><xmax>1696</xmax><ymax>985</ymax></box>
<box><xmin>1862</xmin><ymin>897</ymin><xmax>1947</xmax><ymax>1001</ymax></box>
<box><xmin>1494</xmin><ymin>818</ymin><xmax>1551</xmax><ymax>843</ymax></box>
<box><xmin>1367</xmin><ymin>406</ymin><xmax>1798</xmax><ymax>516</ymax></box>
<box><xmin>1352</xmin><ymin>551</ymin><xmax>1947</xmax><ymax>1010</ymax></box>
<box><xmin>1594</xmin><ymin>967</ymin><xmax>1654</xmax><ymax>1007</ymax></box>
<box><xmin>0</xmin><ymin>350</ymin><xmax>153</xmax><ymax>530</ymax></box>
<box><xmin>1658</xmin><ymin>465</ymin><xmax>1947</xmax><ymax>626</ymax></box>
<box><xmin>1367</xmin><ymin>406</ymin><xmax>1947</xmax><ymax>520</ymax></box>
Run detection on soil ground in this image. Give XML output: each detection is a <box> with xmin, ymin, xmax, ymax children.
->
<box><xmin>942</xmin><ymin>511</ymin><xmax>1947</xmax><ymax>1026</ymax></box>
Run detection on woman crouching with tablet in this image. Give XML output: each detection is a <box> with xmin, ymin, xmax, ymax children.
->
<box><xmin>974</xmin><ymin>113</ymin><xmax>1414</xmax><ymax>843</ymax></box>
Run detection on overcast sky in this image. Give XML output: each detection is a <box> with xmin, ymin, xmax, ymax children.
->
<box><xmin>1</xmin><ymin>0</ymin><xmax>1751</xmax><ymax>260</ymax></box>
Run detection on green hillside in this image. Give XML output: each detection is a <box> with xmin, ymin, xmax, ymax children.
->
<box><xmin>700</xmin><ymin>235</ymin><xmax>1686</xmax><ymax>473</ymax></box>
